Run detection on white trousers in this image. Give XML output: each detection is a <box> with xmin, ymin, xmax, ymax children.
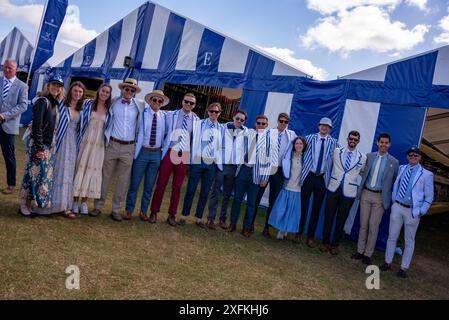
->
<box><xmin>385</xmin><ymin>203</ymin><xmax>421</xmax><ymax>270</ymax></box>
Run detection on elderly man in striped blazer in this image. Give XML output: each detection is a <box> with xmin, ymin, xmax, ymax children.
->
<box><xmin>0</xmin><ymin>59</ymin><xmax>28</xmax><ymax>195</ymax></box>
<box><xmin>296</xmin><ymin>117</ymin><xmax>340</xmax><ymax>248</ymax></box>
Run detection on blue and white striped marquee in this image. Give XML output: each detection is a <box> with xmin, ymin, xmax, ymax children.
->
<box><xmin>0</xmin><ymin>27</ymin><xmax>33</xmax><ymax>73</ymax></box>
<box><xmin>34</xmin><ymin>1</ymin><xmax>309</xmax><ymax>128</ymax></box>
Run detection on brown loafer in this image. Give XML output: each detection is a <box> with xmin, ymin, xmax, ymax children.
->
<box><xmin>241</xmin><ymin>229</ymin><xmax>252</xmax><ymax>238</ymax></box>
<box><xmin>219</xmin><ymin>220</ymin><xmax>228</xmax><ymax>230</ymax></box>
<box><xmin>123</xmin><ymin>211</ymin><xmax>133</xmax><ymax>221</ymax></box>
<box><xmin>262</xmin><ymin>228</ymin><xmax>271</xmax><ymax>239</ymax></box>
<box><xmin>207</xmin><ymin>220</ymin><xmax>217</xmax><ymax>230</ymax></box>
<box><xmin>306</xmin><ymin>238</ymin><xmax>317</xmax><ymax>248</ymax></box>
<box><xmin>2</xmin><ymin>186</ymin><xmax>15</xmax><ymax>195</ymax></box>
<box><xmin>293</xmin><ymin>234</ymin><xmax>303</xmax><ymax>244</ymax></box>
<box><xmin>149</xmin><ymin>212</ymin><xmax>157</xmax><ymax>224</ymax></box>
<box><xmin>320</xmin><ymin>244</ymin><xmax>330</xmax><ymax>253</ymax></box>
<box><xmin>167</xmin><ymin>215</ymin><xmax>177</xmax><ymax>227</ymax></box>
<box><xmin>140</xmin><ymin>212</ymin><xmax>149</xmax><ymax>222</ymax></box>
<box><xmin>330</xmin><ymin>245</ymin><xmax>340</xmax><ymax>255</ymax></box>
<box><xmin>227</xmin><ymin>223</ymin><xmax>237</xmax><ymax>233</ymax></box>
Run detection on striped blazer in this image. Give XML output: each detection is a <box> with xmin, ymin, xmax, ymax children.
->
<box><xmin>300</xmin><ymin>133</ymin><xmax>339</xmax><ymax>186</ymax></box>
<box><xmin>236</xmin><ymin>129</ymin><xmax>272</xmax><ymax>185</ymax></box>
<box><xmin>54</xmin><ymin>102</ymin><xmax>79</xmax><ymax>153</ymax></box>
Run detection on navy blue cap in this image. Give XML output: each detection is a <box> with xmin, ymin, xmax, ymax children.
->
<box><xmin>47</xmin><ymin>75</ymin><xmax>64</xmax><ymax>86</ymax></box>
<box><xmin>407</xmin><ymin>146</ymin><xmax>422</xmax><ymax>155</ymax></box>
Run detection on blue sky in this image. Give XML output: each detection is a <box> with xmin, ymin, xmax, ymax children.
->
<box><xmin>1</xmin><ymin>0</ymin><xmax>448</xmax><ymax>79</ymax></box>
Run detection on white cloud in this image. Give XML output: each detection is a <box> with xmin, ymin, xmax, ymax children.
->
<box><xmin>306</xmin><ymin>0</ymin><xmax>401</xmax><ymax>15</ymax></box>
<box><xmin>405</xmin><ymin>0</ymin><xmax>428</xmax><ymax>11</ymax></box>
<box><xmin>260</xmin><ymin>46</ymin><xmax>329</xmax><ymax>80</ymax></box>
<box><xmin>434</xmin><ymin>14</ymin><xmax>449</xmax><ymax>44</ymax></box>
<box><xmin>301</xmin><ymin>5</ymin><xmax>429</xmax><ymax>56</ymax></box>
<box><xmin>0</xmin><ymin>0</ymin><xmax>97</xmax><ymax>48</ymax></box>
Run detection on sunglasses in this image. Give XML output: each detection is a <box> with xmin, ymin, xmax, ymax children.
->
<box><xmin>257</xmin><ymin>122</ymin><xmax>268</xmax><ymax>126</ymax></box>
<box><xmin>124</xmin><ymin>87</ymin><xmax>136</xmax><ymax>93</ymax></box>
<box><xmin>279</xmin><ymin>120</ymin><xmax>289</xmax><ymax>124</ymax></box>
<box><xmin>183</xmin><ymin>100</ymin><xmax>196</xmax><ymax>106</ymax></box>
<box><xmin>408</xmin><ymin>153</ymin><xmax>420</xmax><ymax>158</ymax></box>
<box><xmin>152</xmin><ymin>98</ymin><xmax>164</xmax><ymax>104</ymax></box>
<box><xmin>348</xmin><ymin>137</ymin><xmax>360</xmax><ymax>142</ymax></box>
<box><xmin>235</xmin><ymin>117</ymin><xmax>245</xmax><ymax>123</ymax></box>
<box><xmin>208</xmin><ymin>110</ymin><xmax>220</xmax><ymax>114</ymax></box>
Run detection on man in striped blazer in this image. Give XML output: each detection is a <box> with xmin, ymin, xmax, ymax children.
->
<box><xmin>297</xmin><ymin>117</ymin><xmax>340</xmax><ymax>248</ymax></box>
<box><xmin>229</xmin><ymin>115</ymin><xmax>271</xmax><ymax>237</ymax></box>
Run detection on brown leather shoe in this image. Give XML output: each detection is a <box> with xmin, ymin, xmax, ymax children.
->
<box><xmin>320</xmin><ymin>244</ymin><xmax>330</xmax><ymax>253</ymax></box>
<box><xmin>140</xmin><ymin>212</ymin><xmax>149</xmax><ymax>222</ymax></box>
<box><xmin>293</xmin><ymin>234</ymin><xmax>303</xmax><ymax>244</ymax></box>
<box><xmin>1</xmin><ymin>186</ymin><xmax>15</xmax><ymax>195</ymax></box>
<box><xmin>249</xmin><ymin>224</ymin><xmax>255</xmax><ymax>234</ymax></box>
<box><xmin>207</xmin><ymin>220</ymin><xmax>217</xmax><ymax>230</ymax></box>
<box><xmin>167</xmin><ymin>215</ymin><xmax>177</xmax><ymax>227</ymax></box>
<box><xmin>330</xmin><ymin>245</ymin><xmax>340</xmax><ymax>255</ymax></box>
<box><xmin>219</xmin><ymin>220</ymin><xmax>228</xmax><ymax>230</ymax></box>
<box><xmin>262</xmin><ymin>228</ymin><xmax>271</xmax><ymax>239</ymax></box>
<box><xmin>123</xmin><ymin>211</ymin><xmax>133</xmax><ymax>221</ymax></box>
<box><xmin>306</xmin><ymin>238</ymin><xmax>317</xmax><ymax>248</ymax></box>
<box><xmin>227</xmin><ymin>223</ymin><xmax>237</xmax><ymax>233</ymax></box>
<box><xmin>195</xmin><ymin>220</ymin><xmax>207</xmax><ymax>229</ymax></box>
<box><xmin>241</xmin><ymin>229</ymin><xmax>252</xmax><ymax>238</ymax></box>
<box><xmin>149</xmin><ymin>212</ymin><xmax>157</xmax><ymax>224</ymax></box>
<box><xmin>89</xmin><ymin>209</ymin><xmax>101</xmax><ymax>217</ymax></box>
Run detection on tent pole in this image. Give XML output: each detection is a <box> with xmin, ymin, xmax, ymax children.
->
<box><xmin>26</xmin><ymin>0</ymin><xmax>49</xmax><ymax>86</ymax></box>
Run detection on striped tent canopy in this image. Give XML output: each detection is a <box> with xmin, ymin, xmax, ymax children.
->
<box><xmin>36</xmin><ymin>1</ymin><xmax>309</xmax><ymax>126</ymax></box>
<box><xmin>0</xmin><ymin>27</ymin><xmax>33</xmax><ymax>72</ymax></box>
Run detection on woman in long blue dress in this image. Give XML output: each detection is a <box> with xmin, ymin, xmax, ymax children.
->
<box><xmin>268</xmin><ymin>136</ymin><xmax>307</xmax><ymax>240</ymax></box>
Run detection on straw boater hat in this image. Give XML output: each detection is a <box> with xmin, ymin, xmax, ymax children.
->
<box><xmin>118</xmin><ymin>78</ymin><xmax>142</xmax><ymax>94</ymax></box>
<box><xmin>145</xmin><ymin>90</ymin><xmax>170</xmax><ymax>107</ymax></box>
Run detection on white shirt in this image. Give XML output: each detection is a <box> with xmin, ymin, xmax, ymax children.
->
<box><xmin>111</xmin><ymin>99</ymin><xmax>139</xmax><ymax>141</ymax></box>
<box><xmin>369</xmin><ymin>154</ymin><xmax>385</xmax><ymax>188</ymax></box>
<box><xmin>143</xmin><ymin>108</ymin><xmax>164</xmax><ymax>148</ymax></box>
<box><xmin>312</xmin><ymin>134</ymin><xmax>329</xmax><ymax>174</ymax></box>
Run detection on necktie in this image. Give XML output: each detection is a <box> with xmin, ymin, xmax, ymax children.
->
<box><xmin>398</xmin><ymin>167</ymin><xmax>413</xmax><ymax>200</ymax></box>
<box><xmin>344</xmin><ymin>151</ymin><xmax>353</xmax><ymax>171</ymax></box>
<box><xmin>315</xmin><ymin>138</ymin><xmax>326</xmax><ymax>175</ymax></box>
<box><xmin>178</xmin><ymin>114</ymin><xmax>189</xmax><ymax>152</ymax></box>
<box><xmin>3</xmin><ymin>79</ymin><xmax>11</xmax><ymax>100</ymax></box>
<box><xmin>149</xmin><ymin>113</ymin><xmax>157</xmax><ymax>146</ymax></box>
<box><xmin>369</xmin><ymin>156</ymin><xmax>382</xmax><ymax>188</ymax></box>
<box><xmin>206</xmin><ymin>122</ymin><xmax>215</xmax><ymax>158</ymax></box>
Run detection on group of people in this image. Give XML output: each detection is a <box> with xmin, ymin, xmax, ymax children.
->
<box><xmin>1</xmin><ymin>59</ymin><xmax>435</xmax><ymax>279</ymax></box>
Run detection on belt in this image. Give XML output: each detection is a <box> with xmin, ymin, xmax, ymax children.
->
<box><xmin>310</xmin><ymin>171</ymin><xmax>325</xmax><ymax>177</ymax></box>
<box><xmin>142</xmin><ymin>146</ymin><xmax>162</xmax><ymax>152</ymax></box>
<box><xmin>110</xmin><ymin>137</ymin><xmax>135</xmax><ymax>145</ymax></box>
<box><xmin>396</xmin><ymin>201</ymin><xmax>411</xmax><ymax>209</ymax></box>
<box><xmin>364</xmin><ymin>187</ymin><xmax>382</xmax><ymax>194</ymax></box>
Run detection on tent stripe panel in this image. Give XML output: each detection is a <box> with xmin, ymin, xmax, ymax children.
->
<box><xmin>175</xmin><ymin>19</ymin><xmax>204</xmax><ymax>71</ymax></box>
<box><xmin>157</xmin><ymin>13</ymin><xmax>186</xmax><ymax>74</ymax></box>
<box><xmin>133</xmin><ymin>2</ymin><xmax>156</xmax><ymax>70</ymax></box>
<box><xmin>433</xmin><ymin>46</ymin><xmax>449</xmax><ymax>86</ymax></box>
<box><xmin>218</xmin><ymin>37</ymin><xmax>250</xmax><ymax>74</ymax></box>
<box><xmin>90</xmin><ymin>31</ymin><xmax>109</xmax><ymax>68</ymax></box>
<box><xmin>102</xmin><ymin>20</ymin><xmax>123</xmax><ymax>70</ymax></box>
<box><xmin>81</xmin><ymin>39</ymin><xmax>97</xmax><ymax>68</ymax></box>
<box><xmin>141</xmin><ymin>4</ymin><xmax>171</xmax><ymax>69</ymax></box>
<box><xmin>196</xmin><ymin>29</ymin><xmax>225</xmax><ymax>73</ymax></box>
<box><xmin>112</xmin><ymin>8</ymin><xmax>139</xmax><ymax>68</ymax></box>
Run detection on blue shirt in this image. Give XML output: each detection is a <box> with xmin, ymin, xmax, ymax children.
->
<box><xmin>312</xmin><ymin>135</ymin><xmax>330</xmax><ymax>174</ymax></box>
<box><xmin>365</xmin><ymin>153</ymin><xmax>388</xmax><ymax>191</ymax></box>
<box><xmin>396</xmin><ymin>164</ymin><xmax>420</xmax><ymax>206</ymax></box>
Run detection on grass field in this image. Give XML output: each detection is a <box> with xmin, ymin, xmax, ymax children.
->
<box><xmin>1</xmin><ymin>131</ymin><xmax>448</xmax><ymax>300</ymax></box>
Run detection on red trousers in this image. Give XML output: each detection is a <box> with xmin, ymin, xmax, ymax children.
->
<box><xmin>150</xmin><ymin>150</ymin><xmax>189</xmax><ymax>216</ymax></box>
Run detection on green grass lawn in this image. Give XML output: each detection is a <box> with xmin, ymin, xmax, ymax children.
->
<box><xmin>1</xmin><ymin>131</ymin><xmax>448</xmax><ymax>300</ymax></box>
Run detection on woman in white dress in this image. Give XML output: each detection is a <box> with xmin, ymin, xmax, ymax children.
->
<box><xmin>72</xmin><ymin>84</ymin><xmax>112</xmax><ymax>215</ymax></box>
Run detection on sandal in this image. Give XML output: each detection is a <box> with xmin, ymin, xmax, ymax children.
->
<box><xmin>62</xmin><ymin>210</ymin><xmax>77</xmax><ymax>220</ymax></box>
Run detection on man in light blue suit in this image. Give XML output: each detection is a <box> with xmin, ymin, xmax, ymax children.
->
<box><xmin>0</xmin><ymin>59</ymin><xmax>28</xmax><ymax>195</ymax></box>
<box><xmin>380</xmin><ymin>146</ymin><xmax>434</xmax><ymax>279</ymax></box>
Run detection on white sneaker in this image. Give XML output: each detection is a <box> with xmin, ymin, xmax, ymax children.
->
<box><xmin>277</xmin><ymin>231</ymin><xmax>285</xmax><ymax>240</ymax></box>
<box><xmin>72</xmin><ymin>202</ymin><xmax>80</xmax><ymax>214</ymax></box>
<box><xmin>80</xmin><ymin>202</ymin><xmax>89</xmax><ymax>215</ymax></box>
